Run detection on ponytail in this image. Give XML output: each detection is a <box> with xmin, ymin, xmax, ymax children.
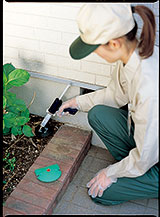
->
<box><xmin>126</xmin><ymin>5</ymin><xmax>156</xmax><ymax>59</ymax></box>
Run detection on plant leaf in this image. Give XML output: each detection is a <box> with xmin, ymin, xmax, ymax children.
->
<box><xmin>6</xmin><ymin>83</ymin><xmax>15</xmax><ymax>90</ymax></box>
<box><xmin>11</xmin><ymin>126</ymin><xmax>19</xmax><ymax>136</ymax></box>
<box><xmin>15</xmin><ymin>116</ymin><xmax>30</xmax><ymax>126</ymax></box>
<box><xmin>21</xmin><ymin>108</ymin><xmax>30</xmax><ymax>118</ymax></box>
<box><xmin>3</xmin><ymin>63</ymin><xmax>15</xmax><ymax>78</ymax></box>
<box><xmin>3</xmin><ymin>120</ymin><xmax>5</xmax><ymax>129</ymax></box>
<box><xmin>22</xmin><ymin>125</ymin><xmax>34</xmax><ymax>137</ymax></box>
<box><xmin>5</xmin><ymin>91</ymin><xmax>16</xmax><ymax>106</ymax></box>
<box><xmin>11</xmin><ymin>126</ymin><xmax>22</xmax><ymax>136</ymax></box>
<box><xmin>8</xmin><ymin>98</ymin><xmax>27</xmax><ymax>114</ymax></box>
<box><xmin>3</xmin><ymin>112</ymin><xmax>17</xmax><ymax>128</ymax></box>
<box><xmin>8</xmin><ymin>69</ymin><xmax>30</xmax><ymax>87</ymax></box>
<box><xmin>3</xmin><ymin>96</ymin><xmax>7</xmax><ymax>109</ymax></box>
<box><xmin>3</xmin><ymin>127</ymin><xmax>11</xmax><ymax>135</ymax></box>
<box><xmin>3</xmin><ymin>71</ymin><xmax>8</xmax><ymax>85</ymax></box>
<box><xmin>3</xmin><ymin>63</ymin><xmax>16</xmax><ymax>90</ymax></box>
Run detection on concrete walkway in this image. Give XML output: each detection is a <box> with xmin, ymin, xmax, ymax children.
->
<box><xmin>53</xmin><ymin>145</ymin><xmax>158</xmax><ymax>216</ymax></box>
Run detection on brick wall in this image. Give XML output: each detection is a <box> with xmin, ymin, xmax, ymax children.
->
<box><xmin>3</xmin><ymin>2</ymin><xmax>159</xmax><ymax>88</ymax></box>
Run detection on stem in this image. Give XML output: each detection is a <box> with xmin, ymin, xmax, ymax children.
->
<box><xmin>27</xmin><ymin>91</ymin><xmax>36</xmax><ymax>109</ymax></box>
<box><xmin>3</xmin><ymin>171</ymin><xmax>17</xmax><ymax>191</ymax></box>
<box><xmin>29</xmin><ymin>138</ymin><xmax>37</xmax><ymax>148</ymax></box>
<box><xmin>5</xmin><ymin>134</ymin><xmax>25</xmax><ymax>153</ymax></box>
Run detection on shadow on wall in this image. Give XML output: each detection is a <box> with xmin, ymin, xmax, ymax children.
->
<box><xmin>19</xmin><ymin>57</ymin><xmax>44</xmax><ymax>73</ymax></box>
<box><xmin>10</xmin><ymin>57</ymin><xmax>49</xmax><ymax>116</ymax></box>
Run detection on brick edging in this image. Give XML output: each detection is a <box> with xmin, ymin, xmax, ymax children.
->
<box><xmin>3</xmin><ymin>124</ymin><xmax>92</xmax><ymax>216</ymax></box>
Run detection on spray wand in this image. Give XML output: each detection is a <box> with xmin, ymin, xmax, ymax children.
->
<box><xmin>35</xmin><ymin>84</ymin><xmax>78</xmax><ymax>137</ymax></box>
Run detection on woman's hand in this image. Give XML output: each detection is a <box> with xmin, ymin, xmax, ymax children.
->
<box><xmin>86</xmin><ymin>168</ymin><xmax>115</xmax><ymax>198</ymax></box>
<box><xmin>57</xmin><ymin>97</ymin><xmax>78</xmax><ymax>117</ymax></box>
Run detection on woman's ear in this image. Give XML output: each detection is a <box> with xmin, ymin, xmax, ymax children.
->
<box><xmin>108</xmin><ymin>39</ymin><xmax>121</xmax><ymax>50</ymax></box>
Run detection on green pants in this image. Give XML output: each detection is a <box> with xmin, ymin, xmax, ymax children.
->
<box><xmin>88</xmin><ymin>105</ymin><xmax>159</xmax><ymax>206</ymax></box>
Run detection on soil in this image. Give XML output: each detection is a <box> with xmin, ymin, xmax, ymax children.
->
<box><xmin>3</xmin><ymin>114</ymin><xmax>63</xmax><ymax>204</ymax></box>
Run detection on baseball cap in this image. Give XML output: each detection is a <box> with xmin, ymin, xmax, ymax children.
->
<box><xmin>69</xmin><ymin>4</ymin><xmax>135</xmax><ymax>60</ymax></box>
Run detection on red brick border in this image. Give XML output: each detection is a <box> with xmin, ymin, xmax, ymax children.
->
<box><xmin>3</xmin><ymin>125</ymin><xmax>92</xmax><ymax>216</ymax></box>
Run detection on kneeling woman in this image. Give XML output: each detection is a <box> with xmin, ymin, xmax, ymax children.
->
<box><xmin>58</xmin><ymin>4</ymin><xmax>159</xmax><ymax>205</ymax></box>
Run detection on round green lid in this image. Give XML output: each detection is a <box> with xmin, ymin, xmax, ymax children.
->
<box><xmin>35</xmin><ymin>164</ymin><xmax>61</xmax><ymax>183</ymax></box>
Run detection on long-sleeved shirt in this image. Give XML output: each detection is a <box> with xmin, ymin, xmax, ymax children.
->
<box><xmin>76</xmin><ymin>46</ymin><xmax>159</xmax><ymax>180</ymax></box>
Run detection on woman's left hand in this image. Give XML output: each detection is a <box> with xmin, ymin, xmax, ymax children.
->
<box><xmin>86</xmin><ymin>168</ymin><xmax>113</xmax><ymax>198</ymax></box>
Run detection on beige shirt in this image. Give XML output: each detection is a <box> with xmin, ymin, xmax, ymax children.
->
<box><xmin>76</xmin><ymin>46</ymin><xmax>159</xmax><ymax>179</ymax></box>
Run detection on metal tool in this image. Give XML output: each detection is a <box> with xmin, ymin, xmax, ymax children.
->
<box><xmin>35</xmin><ymin>84</ymin><xmax>78</xmax><ymax>138</ymax></box>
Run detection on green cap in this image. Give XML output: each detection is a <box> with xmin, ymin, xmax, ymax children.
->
<box><xmin>69</xmin><ymin>4</ymin><xmax>135</xmax><ymax>60</ymax></box>
<box><xmin>69</xmin><ymin>36</ymin><xmax>100</xmax><ymax>60</ymax></box>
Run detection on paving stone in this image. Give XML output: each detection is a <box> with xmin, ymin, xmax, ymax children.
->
<box><xmin>70</xmin><ymin>165</ymin><xmax>95</xmax><ymax>189</ymax></box>
<box><xmin>10</xmin><ymin>188</ymin><xmax>51</xmax><ymax>210</ymax></box>
<box><xmin>144</xmin><ymin>207</ymin><xmax>158</xmax><ymax>216</ymax></box>
<box><xmin>45</xmin><ymin>202</ymin><xmax>57</xmax><ymax>215</ymax></box>
<box><xmin>63</xmin><ymin>184</ymin><xmax>121</xmax><ymax>215</ymax></box>
<box><xmin>79</xmin><ymin>155</ymin><xmax>94</xmax><ymax>170</ymax></box>
<box><xmin>71</xmin><ymin>186</ymin><xmax>97</xmax><ymax>210</ymax></box>
<box><xmin>4</xmin><ymin>196</ymin><xmax>45</xmax><ymax>215</ymax></box>
<box><xmin>66</xmin><ymin>151</ymin><xmax>89</xmax><ymax>185</ymax></box>
<box><xmin>86</xmin><ymin>157</ymin><xmax>111</xmax><ymax>173</ymax></box>
<box><xmin>87</xmin><ymin>145</ymin><xmax>99</xmax><ymax>157</ymax></box>
<box><xmin>71</xmin><ymin>167</ymin><xmax>89</xmax><ymax>186</ymax></box>
<box><xmin>130</xmin><ymin>199</ymin><xmax>148</xmax><ymax>206</ymax></box>
<box><xmin>61</xmin><ymin>182</ymin><xmax>79</xmax><ymax>202</ymax></box>
<box><xmin>55</xmin><ymin>176</ymin><xmax>71</xmax><ymax>203</ymax></box>
<box><xmin>53</xmin><ymin>125</ymin><xmax>91</xmax><ymax>146</ymax></box>
<box><xmin>66</xmin><ymin>203</ymin><xmax>98</xmax><ymax>214</ymax></box>
<box><xmin>3</xmin><ymin>207</ymin><xmax>25</xmax><ymax>216</ymax></box>
<box><xmin>48</xmin><ymin>137</ymin><xmax>89</xmax><ymax>153</ymax></box>
<box><xmin>41</xmin><ymin>143</ymin><xmax>80</xmax><ymax>165</ymax></box>
<box><xmin>94</xmin><ymin>202</ymin><xmax>121</xmax><ymax>214</ymax></box>
<box><xmin>95</xmin><ymin>147</ymin><xmax>116</xmax><ymax>162</ymax></box>
<box><xmin>119</xmin><ymin>201</ymin><xmax>146</xmax><ymax>214</ymax></box>
<box><xmin>17</xmin><ymin>178</ymin><xmax>59</xmax><ymax>201</ymax></box>
<box><xmin>80</xmin><ymin>170</ymin><xmax>96</xmax><ymax>188</ymax></box>
<box><xmin>52</xmin><ymin>199</ymin><xmax>70</xmax><ymax>214</ymax></box>
<box><xmin>147</xmin><ymin>198</ymin><xmax>159</xmax><ymax>209</ymax></box>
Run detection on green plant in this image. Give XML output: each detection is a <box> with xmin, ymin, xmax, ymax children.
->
<box><xmin>3</xmin><ymin>153</ymin><xmax>16</xmax><ymax>172</ymax></box>
<box><xmin>3</xmin><ymin>63</ymin><xmax>34</xmax><ymax>137</ymax></box>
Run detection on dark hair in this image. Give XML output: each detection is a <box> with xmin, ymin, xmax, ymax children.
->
<box><xmin>125</xmin><ymin>5</ymin><xmax>156</xmax><ymax>59</ymax></box>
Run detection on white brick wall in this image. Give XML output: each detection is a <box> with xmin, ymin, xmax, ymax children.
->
<box><xmin>3</xmin><ymin>1</ymin><xmax>159</xmax><ymax>87</ymax></box>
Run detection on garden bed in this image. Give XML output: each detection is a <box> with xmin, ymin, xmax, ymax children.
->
<box><xmin>3</xmin><ymin>113</ymin><xmax>63</xmax><ymax>204</ymax></box>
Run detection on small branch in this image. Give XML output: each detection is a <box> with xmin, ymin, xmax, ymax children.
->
<box><xmin>11</xmin><ymin>134</ymin><xmax>16</xmax><ymax>141</ymax></box>
<box><xmin>3</xmin><ymin>171</ymin><xmax>17</xmax><ymax>191</ymax></box>
<box><xmin>5</xmin><ymin>134</ymin><xmax>25</xmax><ymax>153</ymax></box>
<box><xmin>27</xmin><ymin>91</ymin><xmax>36</xmax><ymax>109</ymax></box>
<box><xmin>29</xmin><ymin>138</ymin><xmax>37</xmax><ymax>148</ymax></box>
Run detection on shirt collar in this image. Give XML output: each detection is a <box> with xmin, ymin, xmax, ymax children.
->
<box><xmin>121</xmin><ymin>48</ymin><xmax>141</xmax><ymax>83</ymax></box>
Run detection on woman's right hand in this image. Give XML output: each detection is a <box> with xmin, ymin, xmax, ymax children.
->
<box><xmin>57</xmin><ymin>97</ymin><xmax>79</xmax><ymax>117</ymax></box>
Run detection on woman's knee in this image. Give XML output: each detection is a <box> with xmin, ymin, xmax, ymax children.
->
<box><xmin>88</xmin><ymin>105</ymin><xmax>120</xmax><ymax>131</ymax></box>
<box><xmin>91</xmin><ymin>196</ymin><xmax>124</xmax><ymax>206</ymax></box>
<box><xmin>88</xmin><ymin>105</ymin><xmax>110</xmax><ymax>126</ymax></box>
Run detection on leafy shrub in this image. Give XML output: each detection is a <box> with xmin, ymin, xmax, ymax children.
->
<box><xmin>3</xmin><ymin>63</ymin><xmax>34</xmax><ymax>137</ymax></box>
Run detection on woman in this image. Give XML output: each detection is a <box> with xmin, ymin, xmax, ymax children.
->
<box><xmin>58</xmin><ymin>4</ymin><xmax>159</xmax><ymax>205</ymax></box>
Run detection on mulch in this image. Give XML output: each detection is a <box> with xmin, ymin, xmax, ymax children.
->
<box><xmin>3</xmin><ymin>113</ymin><xmax>63</xmax><ymax>204</ymax></box>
